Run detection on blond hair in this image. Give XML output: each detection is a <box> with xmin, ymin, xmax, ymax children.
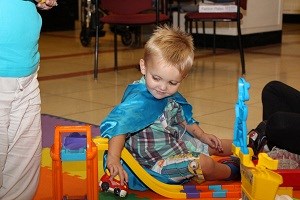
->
<box><xmin>144</xmin><ymin>25</ymin><xmax>194</xmax><ymax>78</ymax></box>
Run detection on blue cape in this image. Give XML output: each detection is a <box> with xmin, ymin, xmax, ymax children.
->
<box><xmin>100</xmin><ymin>82</ymin><xmax>197</xmax><ymax>138</ymax></box>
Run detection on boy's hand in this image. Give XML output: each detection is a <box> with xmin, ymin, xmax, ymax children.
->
<box><xmin>185</xmin><ymin>123</ymin><xmax>223</xmax><ymax>152</ymax></box>
<box><xmin>201</xmin><ymin>133</ymin><xmax>223</xmax><ymax>152</ymax></box>
<box><xmin>107</xmin><ymin>156</ymin><xmax>128</xmax><ymax>185</ymax></box>
<box><xmin>107</xmin><ymin>134</ymin><xmax>128</xmax><ymax>185</ymax></box>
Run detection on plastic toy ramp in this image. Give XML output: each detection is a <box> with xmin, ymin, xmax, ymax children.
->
<box><xmin>94</xmin><ymin>137</ymin><xmax>241</xmax><ymax>199</ymax></box>
<box><xmin>94</xmin><ymin>137</ymin><xmax>186</xmax><ymax>198</ymax></box>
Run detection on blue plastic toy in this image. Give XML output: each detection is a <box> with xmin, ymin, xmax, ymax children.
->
<box><xmin>232</xmin><ymin>77</ymin><xmax>250</xmax><ymax>155</ymax></box>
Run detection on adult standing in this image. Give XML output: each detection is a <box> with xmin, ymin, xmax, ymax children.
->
<box><xmin>0</xmin><ymin>0</ymin><xmax>57</xmax><ymax>199</ymax></box>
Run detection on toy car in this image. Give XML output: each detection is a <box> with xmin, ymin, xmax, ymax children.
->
<box><xmin>99</xmin><ymin>171</ymin><xmax>128</xmax><ymax>197</ymax></box>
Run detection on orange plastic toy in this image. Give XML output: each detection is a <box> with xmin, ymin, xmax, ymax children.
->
<box><xmin>50</xmin><ymin>125</ymin><xmax>98</xmax><ymax>200</ymax></box>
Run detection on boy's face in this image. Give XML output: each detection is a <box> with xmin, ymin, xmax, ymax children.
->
<box><xmin>139</xmin><ymin>58</ymin><xmax>183</xmax><ymax>99</ymax></box>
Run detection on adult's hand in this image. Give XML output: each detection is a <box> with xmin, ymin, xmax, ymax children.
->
<box><xmin>36</xmin><ymin>0</ymin><xmax>58</xmax><ymax>10</ymax></box>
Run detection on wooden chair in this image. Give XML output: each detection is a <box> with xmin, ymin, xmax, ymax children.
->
<box><xmin>185</xmin><ymin>0</ymin><xmax>247</xmax><ymax>75</ymax></box>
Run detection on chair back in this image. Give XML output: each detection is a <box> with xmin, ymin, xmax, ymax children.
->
<box><xmin>101</xmin><ymin>0</ymin><xmax>153</xmax><ymax>15</ymax></box>
<box><xmin>236</xmin><ymin>0</ymin><xmax>247</xmax><ymax>10</ymax></box>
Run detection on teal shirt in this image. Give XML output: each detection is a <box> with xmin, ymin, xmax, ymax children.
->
<box><xmin>0</xmin><ymin>0</ymin><xmax>42</xmax><ymax>77</ymax></box>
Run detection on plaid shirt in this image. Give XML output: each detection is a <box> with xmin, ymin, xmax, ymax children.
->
<box><xmin>126</xmin><ymin>98</ymin><xmax>193</xmax><ymax>168</ymax></box>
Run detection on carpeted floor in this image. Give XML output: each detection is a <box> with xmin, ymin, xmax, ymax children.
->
<box><xmin>40</xmin><ymin>114</ymin><xmax>100</xmax><ymax>148</ymax></box>
<box><xmin>33</xmin><ymin>114</ymin><xmax>300</xmax><ymax>200</ymax></box>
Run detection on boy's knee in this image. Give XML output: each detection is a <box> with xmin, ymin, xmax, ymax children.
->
<box><xmin>197</xmin><ymin>154</ymin><xmax>215</xmax><ymax>176</ymax></box>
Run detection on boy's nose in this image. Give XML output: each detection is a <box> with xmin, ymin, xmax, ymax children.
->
<box><xmin>159</xmin><ymin>83</ymin><xmax>167</xmax><ymax>91</ymax></box>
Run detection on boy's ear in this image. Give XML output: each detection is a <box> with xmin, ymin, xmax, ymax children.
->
<box><xmin>139</xmin><ymin>59</ymin><xmax>146</xmax><ymax>75</ymax></box>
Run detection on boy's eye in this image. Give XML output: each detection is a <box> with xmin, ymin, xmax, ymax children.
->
<box><xmin>151</xmin><ymin>76</ymin><xmax>179</xmax><ymax>86</ymax></box>
<box><xmin>152</xmin><ymin>76</ymin><xmax>160</xmax><ymax>81</ymax></box>
<box><xmin>169</xmin><ymin>82</ymin><xmax>178</xmax><ymax>86</ymax></box>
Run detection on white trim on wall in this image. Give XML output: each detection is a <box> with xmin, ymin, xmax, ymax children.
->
<box><xmin>173</xmin><ymin>0</ymin><xmax>283</xmax><ymax>35</ymax></box>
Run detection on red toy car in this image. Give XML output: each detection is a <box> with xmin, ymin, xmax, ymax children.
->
<box><xmin>99</xmin><ymin>171</ymin><xmax>128</xmax><ymax>197</ymax></box>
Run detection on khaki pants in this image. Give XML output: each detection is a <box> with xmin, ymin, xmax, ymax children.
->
<box><xmin>0</xmin><ymin>72</ymin><xmax>42</xmax><ymax>200</ymax></box>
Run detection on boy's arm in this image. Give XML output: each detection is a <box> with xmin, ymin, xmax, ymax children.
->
<box><xmin>107</xmin><ymin>134</ymin><xmax>128</xmax><ymax>185</ymax></box>
<box><xmin>184</xmin><ymin>122</ymin><xmax>223</xmax><ymax>152</ymax></box>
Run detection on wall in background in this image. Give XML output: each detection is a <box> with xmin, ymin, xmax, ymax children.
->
<box><xmin>283</xmin><ymin>0</ymin><xmax>300</xmax><ymax>14</ymax></box>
